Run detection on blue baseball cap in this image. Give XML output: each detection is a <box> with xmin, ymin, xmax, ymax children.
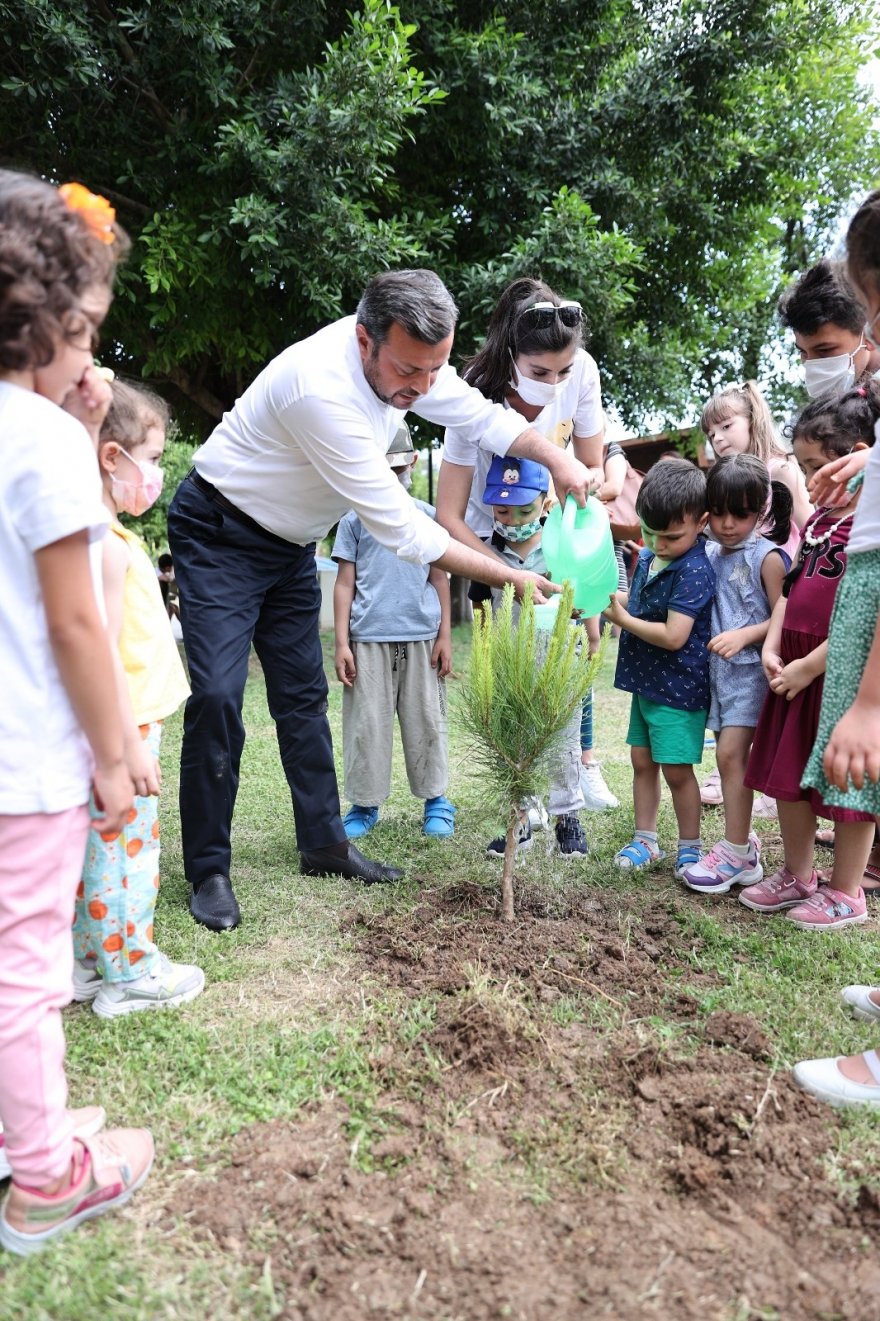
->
<box><xmin>482</xmin><ymin>455</ymin><xmax>551</xmax><ymax>506</ymax></box>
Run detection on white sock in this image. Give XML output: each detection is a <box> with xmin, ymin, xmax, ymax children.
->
<box><xmin>723</xmin><ymin>839</ymin><xmax>750</xmax><ymax>857</ymax></box>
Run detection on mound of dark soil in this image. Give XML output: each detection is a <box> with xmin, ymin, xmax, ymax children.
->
<box><xmin>171</xmin><ymin>887</ymin><xmax>880</xmax><ymax>1319</ymax></box>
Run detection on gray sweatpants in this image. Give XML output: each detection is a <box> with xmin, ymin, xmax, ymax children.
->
<box><xmin>342</xmin><ymin>640</ymin><xmax>448</xmax><ymax>806</ymax></box>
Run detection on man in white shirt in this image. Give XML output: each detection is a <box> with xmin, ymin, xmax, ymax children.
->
<box><xmin>168</xmin><ymin>269</ymin><xmax>593</xmax><ymax>931</ymax></box>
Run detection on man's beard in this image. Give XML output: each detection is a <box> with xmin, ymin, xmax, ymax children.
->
<box><xmin>362</xmin><ymin>349</ymin><xmax>396</xmax><ymax>406</ymax></box>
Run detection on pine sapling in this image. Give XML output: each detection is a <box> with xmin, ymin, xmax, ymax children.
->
<box><xmin>460</xmin><ymin>583</ymin><xmax>607</xmax><ymax>920</ymax></box>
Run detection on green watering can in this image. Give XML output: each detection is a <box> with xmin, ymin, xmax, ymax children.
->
<box><xmin>541</xmin><ymin>494</ymin><xmax>620</xmax><ymax>616</ymax></box>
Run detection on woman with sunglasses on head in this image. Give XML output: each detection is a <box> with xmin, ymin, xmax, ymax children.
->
<box><xmin>438</xmin><ymin>276</ymin><xmax>620</xmax><ymax>811</ymax></box>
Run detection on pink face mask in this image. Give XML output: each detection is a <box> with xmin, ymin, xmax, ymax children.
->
<box><xmin>110</xmin><ymin>449</ymin><xmax>164</xmax><ymax>517</ymax></box>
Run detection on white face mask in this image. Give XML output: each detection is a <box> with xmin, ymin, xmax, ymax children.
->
<box><xmin>509</xmin><ymin>361</ymin><xmax>567</xmax><ymax>409</ymax></box>
<box><xmin>803</xmin><ymin>340</ymin><xmax>866</xmax><ymax>399</ymax></box>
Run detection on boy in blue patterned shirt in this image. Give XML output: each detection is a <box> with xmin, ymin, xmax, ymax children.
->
<box><xmin>603</xmin><ymin>459</ymin><xmax>715</xmax><ymax>878</ymax></box>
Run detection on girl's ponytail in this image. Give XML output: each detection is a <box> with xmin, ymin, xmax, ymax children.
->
<box><xmin>765</xmin><ymin>480</ymin><xmax>793</xmax><ymax>547</ymax></box>
<box><xmin>740</xmin><ymin>381</ymin><xmax>782</xmax><ymax>462</ymax></box>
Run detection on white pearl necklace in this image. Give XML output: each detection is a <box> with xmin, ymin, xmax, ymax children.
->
<box><xmin>801</xmin><ymin>506</ymin><xmax>853</xmax><ymax>550</ymax></box>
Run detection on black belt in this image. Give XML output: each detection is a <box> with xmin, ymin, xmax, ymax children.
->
<box><xmin>187</xmin><ymin>469</ymin><xmax>298</xmax><ymax>547</ymax></box>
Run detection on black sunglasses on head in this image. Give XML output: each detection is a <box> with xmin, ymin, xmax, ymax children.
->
<box><xmin>517</xmin><ymin>300</ymin><xmax>584</xmax><ymax>329</ymax></box>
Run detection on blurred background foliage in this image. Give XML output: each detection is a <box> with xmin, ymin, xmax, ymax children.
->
<box><xmin>2</xmin><ymin>0</ymin><xmax>877</xmax><ymax>450</ymax></box>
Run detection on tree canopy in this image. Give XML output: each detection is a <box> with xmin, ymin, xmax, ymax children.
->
<box><xmin>2</xmin><ymin>0</ymin><xmax>877</xmax><ymax>431</ymax></box>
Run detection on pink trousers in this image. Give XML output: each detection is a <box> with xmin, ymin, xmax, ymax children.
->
<box><xmin>0</xmin><ymin>805</ymin><xmax>89</xmax><ymax>1186</ymax></box>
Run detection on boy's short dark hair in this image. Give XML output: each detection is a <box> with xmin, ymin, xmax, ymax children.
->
<box><xmin>157</xmin><ymin>553</ymin><xmax>173</xmax><ymax>571</ymax></box>
<box><xmin>636</xmin><ymin>458</ymin><xmax>706</xmax><ymax>530</ymax></box>
<box><xmin>777</xmin><ymin>259</ymin><xmax>865</xmax><ymax>336</ymax></box>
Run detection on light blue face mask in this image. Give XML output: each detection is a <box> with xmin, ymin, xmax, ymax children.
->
<box><xmin>494</xmin><ymin>516</ymin><xmax>542</xmax><ymax>543</ymax></box>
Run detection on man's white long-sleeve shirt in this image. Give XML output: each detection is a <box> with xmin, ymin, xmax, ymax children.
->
<box><xmin>193</xmin><ymin>316</ymin><xmax>532</xmax><ymax>564</ymax></box>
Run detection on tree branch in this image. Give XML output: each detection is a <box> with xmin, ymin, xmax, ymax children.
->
<box><xmin>88</xmin><ymin>0</ymin><xmax>174</xmax><ymax>129</ymax></box>
<box><xmin>164</xmin><ymin>365</ymin><xmax>226</xmax><ymax>421</ymax></box>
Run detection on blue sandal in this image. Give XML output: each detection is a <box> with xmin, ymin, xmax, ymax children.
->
<box><xmin>423</xmin><ymin>796</ymin><xmax>456</xmax><ymax>839</ymax></box>
<box><xmin>674</xmin><ymin>844</ymin><xmax>702</xmax><ymax>879</ymax></box>
<box><xmin>614</xmin><ymin>838</ymin><xmax>665</xmax><ymax>870</ymax></box>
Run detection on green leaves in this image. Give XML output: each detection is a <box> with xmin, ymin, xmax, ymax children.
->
<box><xmin>2</xmin><ymin>0</ymin><xmax>876</xmax><ymax>429</ymax></box>
<box><xmin>461</xmin><ymin>583</ymin><xmax>607</xmax><ymax>812</ymax></box>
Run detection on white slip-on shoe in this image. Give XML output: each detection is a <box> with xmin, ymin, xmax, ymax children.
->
<box><xmin>793</xmin><ymin>1050</ymin><xmax>880</xmax><ymax>1109</ymax></box>
<box><xmin>841</xmin><ymin>985</ymin><xmax>880</xmax><ymax>1023</ymax></box>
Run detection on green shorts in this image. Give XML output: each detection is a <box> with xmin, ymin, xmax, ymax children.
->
<box><xmin>626</xmin><ymin>694</ymin><xmax>707</xmax><ymax>765</ymax></box>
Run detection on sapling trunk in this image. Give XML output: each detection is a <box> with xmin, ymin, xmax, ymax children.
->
<box><xmin>501</xmin><ymin>808</ymin><xmax>519</xmax><ymax>923</ymax></box>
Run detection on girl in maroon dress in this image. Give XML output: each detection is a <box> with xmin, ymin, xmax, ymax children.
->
<box><xmin>741</xmin><ymin>386</ymin><xmax>876</xmax><ymax>923</ymax></box>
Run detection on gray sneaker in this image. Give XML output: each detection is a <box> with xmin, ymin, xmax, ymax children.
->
<box><xmin>92</xmin><ymin>955</ymin><xmax>205</xmax><ymax>1019</ymax></box>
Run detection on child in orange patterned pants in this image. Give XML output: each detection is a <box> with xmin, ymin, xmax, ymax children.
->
<box><xmin>73</xmin><ymin>381</ymin><xmax>204</xmax><ymax>1019</ymax></box>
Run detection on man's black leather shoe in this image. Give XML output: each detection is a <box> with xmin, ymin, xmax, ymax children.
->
<box><xmin>190</xmin><ymin>873</ymin><xmax>241</xmax><ymax>930</ymax></box>
<box><xmin>299</xmin><ymin>841</ymin><xmax>403</xmax><ymax>885</ymax></box>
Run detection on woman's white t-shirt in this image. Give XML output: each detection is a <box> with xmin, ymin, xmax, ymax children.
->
<box><xmin>0</xmin><ymin>384</ymin><xmax>108</xmax><ymax>813</ymax></box>
<box><xmin>442</xmin><ymin>347</ymin><xmax>603</xmax><ymax>537</ymax></box>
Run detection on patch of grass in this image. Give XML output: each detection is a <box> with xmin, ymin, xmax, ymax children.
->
<box><xmin>7</xmin><ymin>624</ymin><xmax>880</xmax><ymax>1316</ymax></box>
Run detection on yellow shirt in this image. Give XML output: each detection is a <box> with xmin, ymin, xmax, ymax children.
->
<box><xmin>112</xmin><ymin>521</ymin><xmax>190</xmax><ymax>724</ymax></box>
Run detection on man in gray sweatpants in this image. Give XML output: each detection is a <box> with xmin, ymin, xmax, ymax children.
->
<box><xmin>332</xmin><ymin>425</ymin><xmax>457</xmax><ymax>840</ymax></box>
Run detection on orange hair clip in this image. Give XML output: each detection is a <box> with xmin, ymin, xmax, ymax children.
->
<box><xmin>58</xmin><ymin>182</ymin><xmax>116</xmax><ymax>245</ymax></box>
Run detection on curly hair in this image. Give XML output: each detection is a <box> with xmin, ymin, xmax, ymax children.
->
<box><xmin>0</xmin><ymin>169</ymin><xmax>129</xmax><ymax>372</ymax></box>
<box><xmin>791</xmin><ymin>378</ymin><xmax>880</xmax><ymax>458</ymax></box>
<box><xmin>100</xmin><ymin>379</ymin><xmax>171</xmax><ymax>453</ymax></box>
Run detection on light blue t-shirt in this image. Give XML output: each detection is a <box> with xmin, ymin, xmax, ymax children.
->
<box><xmin>332</xmin><ymin>497</ymin><xmax>441</xmax><ymax>642</ymax></box>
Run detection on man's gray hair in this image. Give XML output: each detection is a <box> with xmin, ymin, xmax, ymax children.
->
<box><xmin>356</xmin><ymin>269</ymin><xmax>459</xmax><ymax>347</ymax></box>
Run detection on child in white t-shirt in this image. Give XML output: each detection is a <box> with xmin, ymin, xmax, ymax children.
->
<box><xmin>0</xmin><ymin>171</ymin><xmax>153</xmax><ymax>1255</ymax></box>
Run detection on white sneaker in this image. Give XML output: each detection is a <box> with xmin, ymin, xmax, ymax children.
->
<box><xmin>524</xmin><ymin>797</ymin><xmax>549</xmax><ymax>831</ymax></box>
<box><xmin>92</xmin><ymin>955</ymin><xmax>205</xmax><ymax>1019</ymax></box>
<box><xmin>578</xmin><ymin>762</ymin><xmax>619</xmax><ymax>811</ymax></box>
<box><xmin>71</xmin><ymin>958</ymin><xmax>102</xmax><ymax>1004</ymax></box>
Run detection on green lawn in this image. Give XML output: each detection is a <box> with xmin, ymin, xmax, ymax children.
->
<box><xmin>2</xmin><ymin>626</ymin><xmax>879</xmax><ymax>1319</ymax></box>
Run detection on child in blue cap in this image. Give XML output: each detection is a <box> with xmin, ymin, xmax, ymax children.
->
<box><xmin>480</xmin><ymin>455</ymin><xmax>589</xmax><ymax>857</ymax></box>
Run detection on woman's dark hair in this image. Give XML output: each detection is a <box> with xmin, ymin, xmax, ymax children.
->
<box><xmin>0</xmin><ymin>170</ymin><xmax>128</xmax><ymax>371</ymax></box>
<box><xmin>790</xmin><ymin>378</ymin><xmax>880</xmax><ymax>459</ymax></box>
<box><xmin>847</xmin><ymin>188</ymin><xmax>880</xmax><ymax>302</ymax></box>
<box><xmin>461</xmin><ymin>277</ymin><xmax>586</xmax><ymax>403</ymax></box>
<box><xmin>706</xmin><ymin>453</ymin><xmax>792</xmax><ymax>547</ymax></box>
<box><xmin>636</xmin><ymin>457</ymin><xmax>706</xmax><ymax>528</ymax></box>
<box><xmin>100</xmin><ymin>379</ymin><xmax>171</xmax><ymax>453</ymax></box>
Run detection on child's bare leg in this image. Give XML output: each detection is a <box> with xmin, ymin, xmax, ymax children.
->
<box><xmin>716</xmin><ymin>726</ymin><xmax>754</xmax><ymax>845</ymax></box>
<box><xmin>632</xmin><ymin>745</ymin><xmax>661</xmax><ymax>832</ymax></box>
<box><xmin>776</xmin><ymin>800</ymin><xmax>817</xmax><ymax>878</ymax></box>
<box><xmin>830</xmin><ymin>821</ymin><xmax>876</xmax><ymax>898</ymax></box>
<box><xmin>662</xmin><ymin>763</ymin><xmax>701</xmax><ymax>840</ymax></box>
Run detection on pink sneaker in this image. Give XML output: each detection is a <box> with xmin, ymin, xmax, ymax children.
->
<box><xmin>787</xmin><ymin>885</ymin><xmax>868</xmax><ymax>931</ymax></box>
<box><xmin>682</xmin><ymin>836</ymin><xmax>763</xmax><ymax>894</ymax></box>
<box><xmin>0</xmin><ymin>1127</ymin><xmax>153</xmax><ymax>1256</ymax></box>
<box><xmin>0</xmin><ymin>1105</ymin><xmax>106</xmax><ymax>1182</ymax></box>
<box><xmin>700</xmin><ymin>768</ymin><xmax>723</xmax><ymax>805</ymax></box>
<box><xmin>739</xmin><ymin>865</ymin><xmax>818</xmax><ymax>913</ymax></box>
